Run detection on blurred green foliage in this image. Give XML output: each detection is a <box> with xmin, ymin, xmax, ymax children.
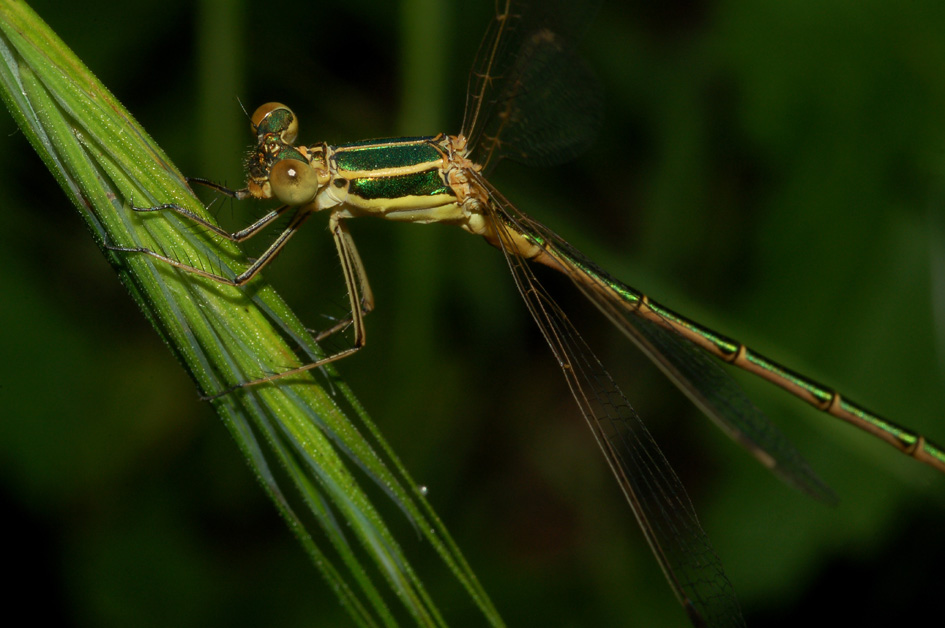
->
<box><xmin>1</xmin><ymin>0</ymin><xmax>943</xmax><ymax>626</ymax></box>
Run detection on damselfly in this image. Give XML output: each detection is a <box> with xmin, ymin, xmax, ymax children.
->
<box><xmin>111</xmin><ymin>0</ymin><xmax>944</xmax><ymax>625</ymax></box>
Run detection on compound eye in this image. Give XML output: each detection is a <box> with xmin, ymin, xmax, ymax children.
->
<box><xmin>251</xmin><ymin>102</ymin><xmax>298</xmax><ymax>144</ymax></box>
<box><xmin>270</xmin><ymin>159</ymin><xmax>319</xmax><ymax>205</ymax></box>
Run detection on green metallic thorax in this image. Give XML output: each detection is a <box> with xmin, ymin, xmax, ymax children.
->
<box><xmin>323</xmin><ymin>134</ymin><xmax>466</xmax><ymax>222</ymax></box>
<box><xmin>333</xmin><ymin>136</ymin><xmax>446</xmax><ymax>172</ymax></box>
<box><xmin>331</xmin><ymin>136</ymin><xmax>452</xmax><ymax>201</ymax></box>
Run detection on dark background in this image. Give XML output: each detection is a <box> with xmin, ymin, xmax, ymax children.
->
<box><xmin>1</xmin><ymin>0</ymin><xmax>943</xmax><ymax>626</ymax></box>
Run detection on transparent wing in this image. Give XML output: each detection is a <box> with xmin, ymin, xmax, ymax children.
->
<box><xmin>459</xmin><ymin>0</ymin><xmax>828</xmax><ymax>622</ymax></box>
<box><xmin>481</xmin><ymin>180</ymin><xmax>835</xmax><ymax>504</ymax></box>
<box><xmin>475</xmin><ymin>174</ymin><xmax>746</xmax><ymax>627</ymax></box>
<box><xmin>461</xmin><ymin>0</ymin><xmax>603</xmax><ymax>170</ymax></box>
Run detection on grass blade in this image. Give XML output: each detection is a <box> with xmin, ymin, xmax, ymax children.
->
<box><xmin>0</xmin><ymin>1</ymin><xmax>501</xmax><ymax>625</ymax></box>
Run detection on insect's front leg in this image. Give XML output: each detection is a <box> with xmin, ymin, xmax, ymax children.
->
<box><xmin>186</xmin><ymin>176</ymin><xmax>251</xmax><ymax>200</ymax></box>
<box><xmin>109</xmin><ymin>194</ymin><xmax>304</xmax><ymax>286</ymax></box>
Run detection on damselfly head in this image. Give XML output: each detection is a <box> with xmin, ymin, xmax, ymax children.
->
<box><xmin>245</xmin><ymin>103</ymin><xmax>326</xmax><ymax>205</ymax></box>
<box><xmin>251</xmin><ymin>102</ymin><xmax>298</xmax><ymax>144</ymax></box>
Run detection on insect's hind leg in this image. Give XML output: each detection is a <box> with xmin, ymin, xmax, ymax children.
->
<box><xmin>203</xmin><ymin>216</ymin><xmax>373</xmax><ymax>398</ymax></box>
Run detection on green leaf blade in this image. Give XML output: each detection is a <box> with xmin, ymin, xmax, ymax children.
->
<box><xmin>0</xmin><ymin>1</ymin><xmax>502</xmax><ymax>625</ymax></box>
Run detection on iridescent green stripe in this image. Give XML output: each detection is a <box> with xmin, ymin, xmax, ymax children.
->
<box><xmin>643</xmin><ymin>299</ymin><xmax>740</xmax><ymax>353</ymax></box>
<box><xmin>348</xmin><ymin>169</ymin><xmax>450</xmax><ymax>201</ymax></box>
<box><xmin>742</xmin><ymin>352</ymin><xmax>824</xmax><ymax>395</ymax></box>
<box><xmin>342</xmin><ymin>135</ymin><xmax>434</xmax><ymax>148</ymax></box>
<box><xmin>334</xmin><ymin>137</ymin><xmax>441</xmax><ymax>172</ymax></box>
<box><xmin>920</xmin><ymin>438</ymin><xmax>945</xmax><ymax>466</ymax></box>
